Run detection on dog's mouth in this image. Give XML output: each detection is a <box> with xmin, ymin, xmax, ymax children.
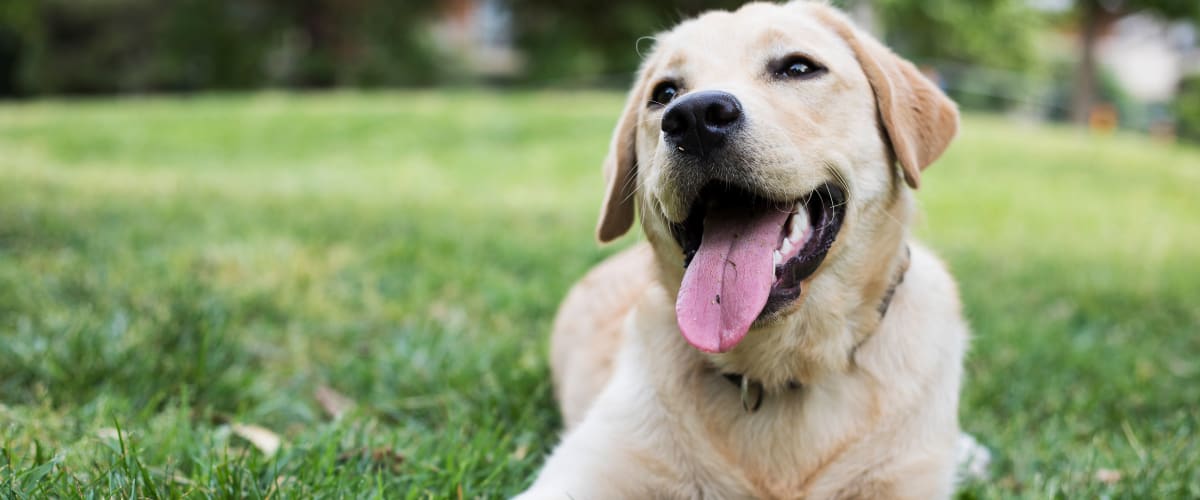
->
<box><xmin>669</xmin><ymin>182</ymin><xmax>847</xmax><ymax>353</ymax></box>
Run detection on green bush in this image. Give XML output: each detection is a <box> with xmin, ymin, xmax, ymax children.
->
<box><xmin>0</xmin><ymin>0</ymin><xmax>440</xmax><ymax>95</ymax></box>
<box><xmin>509</xmin><ymin>0</ymin><xmax>743</xmax><ymax>84</ymax></box>
<box><xmin>875</xmin><ymin>0</ymin><xmax>1041</xmax><ymax>72</ymax></box>
<box><xmin>510</xmin><ymin>0</ymin><xmax>1043</xmax><ymax>88</ymax></box>
<box><xmin>1175</xmin><ymin>74</ymin><xmax>1200</xmax><ymax>143</ymax></box>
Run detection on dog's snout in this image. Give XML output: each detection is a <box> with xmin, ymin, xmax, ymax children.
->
<box><xmin>661</xmin><ymin>91</ymin><xmax>743</xmax><ymax>157</ymax></box>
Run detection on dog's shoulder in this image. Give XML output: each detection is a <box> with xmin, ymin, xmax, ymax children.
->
<box><xmin>550</xmin><ymin>242</ymin><xmax>657</xmax><ymax>427</ymax></box>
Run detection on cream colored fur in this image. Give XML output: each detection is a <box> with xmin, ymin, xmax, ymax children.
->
<box><xmin>520</xmin><ymin>2</ymin><xmax>971</xmax><ymax>498</ymax></box>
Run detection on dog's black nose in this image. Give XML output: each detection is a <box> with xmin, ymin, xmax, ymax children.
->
<box><xmin>661</xmin><ymin>90</ymin><xmax>743</xmax><ymax>157</ymax></box>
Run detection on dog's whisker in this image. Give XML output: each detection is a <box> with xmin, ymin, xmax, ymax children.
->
<box><xmin>635</xmin><ymin>36</ymin><xmax>659</xmax><ymax>59</ymax></box>
<box><xmin>828</xmin><ymin>166</ymin><xmax>851</xmax><ymax>193</ymax></box>
<box><xmin>618</xmin><ymin>176</ymin><xmax>642</xmax><ymax>206</ymax></box>
<box><xmin>619</xmin><ymin>186</ymin><xmax>642</xmax><ymax>207</ymax></box>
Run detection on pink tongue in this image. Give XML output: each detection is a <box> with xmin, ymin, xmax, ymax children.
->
<box><xmin>676</xmin><ymin>205</ymin><xmax>790</xmax><ymax>353</ymax></box>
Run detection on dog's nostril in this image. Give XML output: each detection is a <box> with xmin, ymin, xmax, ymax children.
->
<box><xmin>705</xmin><ymin>100</ymin><xmax>741</xmax><ymax>127</ymax></box>
<box><xmin>662</xmin><ymin>108</ymin><xmax>688</xmax><ymax>135</ymax></box>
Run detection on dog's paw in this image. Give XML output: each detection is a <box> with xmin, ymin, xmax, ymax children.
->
<box><xmin>511</xmin><ymin>489</ymin><xmax>575</xmax><ymax>500</ymax></box>
<box><xmin>954</xmin><ymin>432</ymin><xmax>992</xmax><ymax>485</ymax></box>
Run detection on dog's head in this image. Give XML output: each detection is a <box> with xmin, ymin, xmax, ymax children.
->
<box><xmin>595</xmin><ymin>2</ymin><xmax>958</xmax><ymax>361</ymax></box>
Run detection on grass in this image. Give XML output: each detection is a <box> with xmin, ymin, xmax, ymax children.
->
<box><xmin>0</xmin><ymin>90</ymin><xmax>1196</xmax><ymax>498</ymax></box>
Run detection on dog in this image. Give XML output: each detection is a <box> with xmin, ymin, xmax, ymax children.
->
<box><xmin>519</xmin><ymin>2</ymin><xmax>975</xmax><ymax>498</ymax></box>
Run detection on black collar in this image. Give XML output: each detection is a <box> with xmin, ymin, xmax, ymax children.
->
<box><xmin>722</xmin><ymin>373</ymin><xmax>800</xmax><ymax>412</ymax></box>
<box><xmin>721</xmin><ymin>245</ymin><xmax>911</xmax><ymax>413</ymax></box>
<box><xmin>875</xmin><ymin>245</ymin><xmax>911</xmax><ymax>318</ymax></box>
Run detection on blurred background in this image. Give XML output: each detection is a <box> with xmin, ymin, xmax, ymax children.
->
<box><xmin>0</xmin><ymin>0</ymin><xmax>1199</xmax><ymax>138</ymax></box>
<box><xmin>0</xmin><ymin>1</ymin><xmax>1197</xmax><ymax>498</ymax></box>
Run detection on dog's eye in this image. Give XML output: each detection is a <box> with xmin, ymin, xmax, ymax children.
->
<box><xmin>773</xmin><ymin>55</ymin><xmax>826</xmax><ymax>79</ymax></box>
<box><xmin>649</xmin><ymin>81</ymin><xmax>679</xmax><ymax>107</ymax></box>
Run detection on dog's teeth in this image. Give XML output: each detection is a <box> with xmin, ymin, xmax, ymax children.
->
<box><xmin>780</xmin><ymin>238</ymin><xmax>793</xmax><ymax>255</ymax></box>
<box><xmin>773</xmin><ymin>250</ymin><xmax>782</xmax><ymax>266</ymax></box>
<box><xmin>789</xmin><ymin>205</ymin><xmax>809</xmax><ymax>242</ymax></box>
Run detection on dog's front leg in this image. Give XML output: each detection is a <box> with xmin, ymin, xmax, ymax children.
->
<box><xmin>515</xmin><ymin>422</ymin><xmax>664</xmax><ymax>499</ymax></box>
<box><xmin>517</xmin><ymin>353</ymin><xmax>686</xmax><ymax>499</ymax></box>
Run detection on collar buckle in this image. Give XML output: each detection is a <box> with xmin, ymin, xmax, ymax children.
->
<box><xmin>739</xmin><ymin>375</ymin><xmax>764</xmax><ymax>413</ymax></box>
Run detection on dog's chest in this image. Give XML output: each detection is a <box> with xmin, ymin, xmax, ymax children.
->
<box><xmin>680</xmin><ymin>376</ymin><xmax>880</xmax><ymax>498</ymax></box>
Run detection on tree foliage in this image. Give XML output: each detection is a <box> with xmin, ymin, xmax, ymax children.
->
<box><xmin>2</xmin><ymin>0</ymin><xmax>1192</xmax><ymax>104</ymax></box>
<box><xmin>1174</xmin><ymin>75</ymin><xmax>1200</xmax><ymax>142</ymax></box>
<box><xmin>509</xmin><ymin>0</ymin><xmax>1045</xmax><ymax>85</ymax></box>
<box><xmin>874</xmin><ymin>0</ymin><xmax>1042</xmax><ymax>71</ymax></box>
<box><xmin>1098</xmin><ymin>0</ymin><xmax>1200</xmax><ymax>20</ymax></box>
<box><xmin>508</xmin><ymin>0</ymin><xmax>743</xmax><ymax>84</ymax></box>
<box><xmin>0</xmin><ymin>0</ymin><xmax>440</xmax><ymax>95</ymax></box>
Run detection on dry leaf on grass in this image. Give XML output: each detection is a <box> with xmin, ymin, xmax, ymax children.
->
<box><xmin>232</xmin><ymin>423</ymin><xmax>283</xmax><ymax>457</ymax></box>
<box><xmin>336</xmin><ymin>447</ymin><xmax>406</xmax><ymax>472</ymax></box>
<box><xmin>315</xmin><ymin>384</ymin><xmax>355</xmax><ymax>419</ymax></box>
<box><xmin>1094</xmin><ymin>468</ymin><xmax>1121</xmax><ymax>485</ymax></box>
<box><xmin>265</xmin><ymin>475</ymin><xmax>297</xmax><ymax>497</ymax></box>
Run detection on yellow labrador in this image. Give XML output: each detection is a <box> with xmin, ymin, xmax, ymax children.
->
<box><xmin>521</xmin><ymin>2</ymin><xmax>976</xmax><ymax>498</ymax></box>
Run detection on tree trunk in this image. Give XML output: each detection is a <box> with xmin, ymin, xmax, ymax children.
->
<box><xmin>1072</xmin><ymin>0</ymin><xmax>1101</xmax><ymax>126</ymax></box>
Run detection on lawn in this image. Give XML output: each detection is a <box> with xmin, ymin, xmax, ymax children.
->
<box><xmin>0</xmin><ymin>91</ymin><xmax>1197</xmax><ymax>498</ymax></box>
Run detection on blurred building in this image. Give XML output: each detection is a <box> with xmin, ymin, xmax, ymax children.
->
<box><xmin>433</xmin><ymin>0</ymin><xmax>521</xmax><ymax>78</ymax></box>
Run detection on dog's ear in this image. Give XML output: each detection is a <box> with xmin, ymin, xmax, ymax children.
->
<box><xmin>596</xmin><ymin>63</ymin><xmax>655</xmax><ymax>243</ymax></box>
<box><xmin>812</xmin><ymin>6</ymin><xmax>958</xmax><ymax>189</ymax></box>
